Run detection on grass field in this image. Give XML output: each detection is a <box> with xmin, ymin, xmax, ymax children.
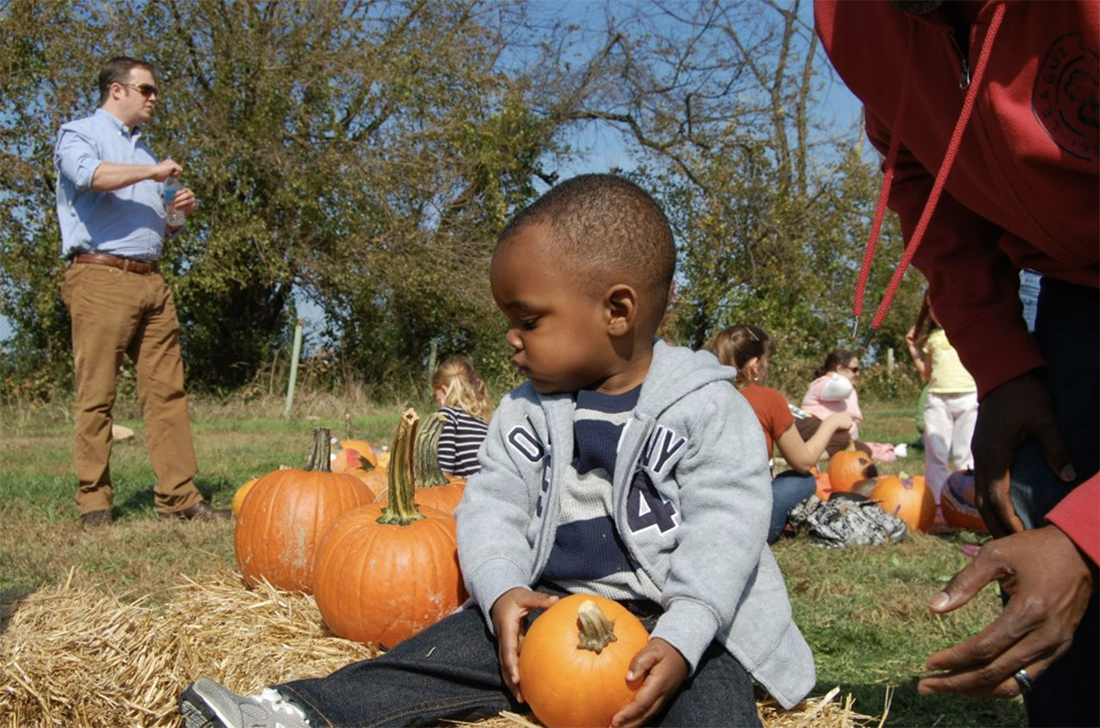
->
<box><xmin>0</xmin><ymin>390</ymin><xmax>1026</xmax><ymax>727</ymax></box>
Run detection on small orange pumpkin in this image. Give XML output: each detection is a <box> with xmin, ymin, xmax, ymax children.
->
<box><xmin>231</xmin><ymin>476</ymin><xmax>262</xmax><ymax>517</ymax></box>
<box><xmin>870</xmin><ymin>473</ymin><xmax>936</xmax><ymax>532</ymax></box>
<box><xmin>827</xmin><ymin>447</ymin><xmax>878</xmax><ymax>493</ymax></box>
<box><xmin>518</xmin><ymin>594</ymin><xmax>648</xmax><ymax>728</ymax></box>
<box><xmin>234</xmin><ymin>429</ymin><xmax>375</xmax><ymax>593</ymax></box>
<box><xmin>312</xmin><ymin>410</ymin><xmax>467</xmax><ymax>649</ymax></box>
<box><xmin>811</xmin><ymin>467</ymin><xmax>833</xmax><ymax>500</ymax></box>
<box><xmin>941</xmin><ymin>469</ymin><xmax>988</xmax><ymax>533</ymax></box>
<box><xmin>341</xmin><ymin>439</ymin><xmax>378</xmax><ymax>466</ymax></box>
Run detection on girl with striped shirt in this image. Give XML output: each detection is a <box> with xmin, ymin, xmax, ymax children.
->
<box><xmin>432</xmin><ymin>356</ymin><xmax>493</xmax><ymax>478</ymax></box>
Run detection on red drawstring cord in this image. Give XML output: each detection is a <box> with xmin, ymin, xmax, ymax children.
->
<box><xmin>853</xmin><ymin>3</ymin><xmax>1007</xmax><ymax>338</ymax></box>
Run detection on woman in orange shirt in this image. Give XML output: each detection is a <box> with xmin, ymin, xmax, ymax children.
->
<box><xmin>709</xmin><ymin>325</ymin><xmax>853</xmax><ymax>543</ymax></box>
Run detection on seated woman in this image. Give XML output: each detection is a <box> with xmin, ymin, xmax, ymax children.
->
<box><xmin>708</xmin><ymin>325</ymin><xmax>853</xmax><ymax>543</ymax></box>
<box><xmin>796</xmin><ymin>348</ymin><xmax>873</xmax><ymax>458</ymax></box>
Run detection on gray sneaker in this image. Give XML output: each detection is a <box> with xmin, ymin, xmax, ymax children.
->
<box><xmin>180</xmin><ymin>679</ymin><xmax>309</xmax><ymax>728</ymax></box>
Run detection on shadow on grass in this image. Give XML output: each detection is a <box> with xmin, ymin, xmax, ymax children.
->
<box><xmin>114</xmin><ymin>474</ymin><xmax>237</xmax><ymax>519</ymax></box>
<box><xmin>838</xmin><ymin>680</ymin><xmax>1025</xmax><ymax>727</ymax></box>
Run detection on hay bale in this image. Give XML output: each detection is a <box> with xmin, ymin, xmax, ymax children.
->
<box><xmin>1</xmin><ymin>571</ymin><xmax>882</xmax><ymax>728</ymax></box>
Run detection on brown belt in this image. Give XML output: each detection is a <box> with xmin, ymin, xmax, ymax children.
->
<box><xmin>72</xmin><ymin>253</ymin><xmax>159</xmax><ymax>274</ymax></box>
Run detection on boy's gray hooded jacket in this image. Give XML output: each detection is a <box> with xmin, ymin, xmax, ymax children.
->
<box><xmin>456</xmin><ymin>341</ymin><xmax>815</xmax><ymax>709</ymax></box>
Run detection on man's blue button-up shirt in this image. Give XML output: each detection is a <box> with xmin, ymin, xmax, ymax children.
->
<box><xmin>55</xmin><ymin>108</ymin><xmax>168</xmax><ymax>261</ymax></box>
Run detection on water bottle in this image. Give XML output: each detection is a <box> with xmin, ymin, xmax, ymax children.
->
<box><xmin>164</xmin><ymin>177</ymin><xmax>185</xmax><ymax>227</ymax></box>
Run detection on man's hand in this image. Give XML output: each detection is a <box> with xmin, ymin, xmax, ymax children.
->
<box><xmin>150</xmin><ymin>159</ymin><xmax>183</xmax><ymax>182</ymax></box>
<box><xmin>610</xmin><ymin>638</ymin><xmax>688</xmax><ymax>728</ymax></box>
<box><xmin>171</xmin><ymin>186</ymin><xmax>198</xmax><ymax>215</ymax></box>
<box><xmin>917</xmin><ymin>526</ymin><xmax>1095</xmax><ymax>698</ymax></box>
<box><xmin>490</xmin><ymin>587</ymin><xmax>558</xmax><ymax>703</ymax></box>
<box><xmin>972</xmin><ymin>372</ymin><xmax>1074</xmax><ymax>537</ymax></box>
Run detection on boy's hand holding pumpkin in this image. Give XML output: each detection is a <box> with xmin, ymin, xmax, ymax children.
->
<box><xmin>610</xmin><ymin>638</ymin><xmax>688</xmax><ymax>728</ymax></box>
<box><xmin>490</xmin><ymin>587</ymin><xmax>559</xmax><ymax>703</ymax></box>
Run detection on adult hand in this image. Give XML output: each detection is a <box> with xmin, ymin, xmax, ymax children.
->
<box><xmin>150</xmin><ymin>159</ymin><xmax>182</xmax><ymax>182</ymax></box>
<box><xmin>172</xmin><ymin>187</ymin><xmax>198</xmax><ymax>215</ymax></box>
<box><xmin>972</xmin><ymin>372</ymin><xmax>1074</xmax><ymax>537</ymax></box>
<box><xmin>610</xmin><ymin>638</ymin><xmax>688</xmax><ymax>728</ymax></box>
<box><xmin>490</xmin><ymin>587</ymin><xmax>558</xmax><ymax>703</ymax></box>
<box><xmin>917</xmin><ymin>526</ymin><xmax>1095</xmax><ymax>698</ymax></box>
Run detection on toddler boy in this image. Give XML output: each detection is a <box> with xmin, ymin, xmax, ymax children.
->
<box><xmin>180</xmin><ymin>174</ymin><xmax>814</xmax><ymax>728</ymax></box>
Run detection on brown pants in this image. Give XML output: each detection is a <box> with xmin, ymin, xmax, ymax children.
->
<box><xmin>61</xmin><ymin>263</ymin><xmax>203</xmax><ymax>516</ymax></box>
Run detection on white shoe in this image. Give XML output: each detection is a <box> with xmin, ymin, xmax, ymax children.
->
<box><xmin>180</xmin><ymin>679</ymin><xmax>310</xmax><ymax>728</ymax></box>
<box><xmin>894</xmin><ymin>443</ymin><xmax>908</xmax><ymax>458</ymax></box>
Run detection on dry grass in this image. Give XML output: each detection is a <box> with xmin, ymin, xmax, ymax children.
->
<box><xmin>2</xmin><ymin>571</ymin><xmax>883</xmax><ymax>728</ymax></box>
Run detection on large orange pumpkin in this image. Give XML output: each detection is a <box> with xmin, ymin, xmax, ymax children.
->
<box><xmin>234</xmin><ymin>429</ymin><xmax>375</xmax><ymax>593</ymax></box>
<box><xmin>870</xmin><ymin>473</ymin><xmax>936</xmax><ymax>532</ymax></box>
<box><xmin>827</xmin><ymin>448</ymin><xmax>878</xmax><ymax>493</ymax></box>
<box><xmin>312</xmin><ymin>409</ymin><xmax>467</xmax><ymax>649</ymax></box>
<box><xmin>941</xmin><ymin>469</ymin><xmax>988</xmax><ymax>533</ymax></box>
<box><xmin>518</xmin><ymin>594</ymin><xmax>649</xmax><ymax>728</ymax></box>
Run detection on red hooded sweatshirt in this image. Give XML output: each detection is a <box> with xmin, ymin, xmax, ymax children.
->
<box><xmin>815</xmin><ymin>0</ymin><xmax>1098</xmax><ymax>399</ymax></box>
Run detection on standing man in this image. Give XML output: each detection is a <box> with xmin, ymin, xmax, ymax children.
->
<box><xmin>815</xmin><ymin>2</ymin><xmax>1097</xmax><ymax>726</ymax></box>
<box><xmin>55</xmin><ymin>56</ymin><xmax>229</xmax><ymax>526</ymax></box>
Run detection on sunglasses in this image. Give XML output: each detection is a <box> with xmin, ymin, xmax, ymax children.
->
<box><xmin>844</xmin><ymin>364</ymin><xmax>861</xmax><ymax>374</ymax></box>
<box><xmin>123</xmin><ymin>83</ymin><xmax>158</xmax><ymax>98</ymax></box>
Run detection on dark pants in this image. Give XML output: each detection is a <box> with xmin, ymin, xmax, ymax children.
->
<box><xmin>279</xmin><ymin>589</ymin><xmax>762</xmax><ymax>728</ymax></box>
<box><xmin>1005</xmin><ymin>278</ymin><xmax>1098</xmax><ymax>728</ymax></box>
<box><xmin>768</xmin><ymin>471</ymin><xmax>816</xmax><ymax>544</ymax></box>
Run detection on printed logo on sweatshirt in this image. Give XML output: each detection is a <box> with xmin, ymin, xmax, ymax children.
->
<box><xmin>1033</xmin><ymin>31</ymin><xmax>1098</xmax><ymax>162</ymax></box>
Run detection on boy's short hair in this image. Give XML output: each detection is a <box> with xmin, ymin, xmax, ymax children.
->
<box><xmin>498</xmin><ymin>174</ymin><xmax>676</xmax><ymax>322</ymax></box>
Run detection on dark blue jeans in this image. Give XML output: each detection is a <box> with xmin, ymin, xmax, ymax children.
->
<box><xmin>1003</xmin><ymin>278</ymin><xmax>1098</xmax><ymax>728</ymax></box>
<box><xmin>278</xmin><ymin>591</ymin><xmax>762</xmax><ymax>728</ymax></box>
<box><xmin>768</xmin><ymin>471</ymin><xmax>816</xmax><ymax>544</ymax></box>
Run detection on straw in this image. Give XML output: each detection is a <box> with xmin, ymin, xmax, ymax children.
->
<box><xmin>1</xmin><ymin>571</ymin><xmax>883</xmax><ymax>727</ymax></box>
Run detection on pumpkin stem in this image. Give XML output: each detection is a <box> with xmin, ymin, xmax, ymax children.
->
<box><xmin>305</xmin><ymin>428</ymin><xmax>334</xmax><ymax>473</ymax></box>
<box><xmin>414</xmin><ymin>413</ymin><xmax>450</xmax><ymax>488</ymax></box>
<box><xmin>575</xmin><ymin>599</ymin><xmax>619</xmax><ymax>655</ymax></box>
<box><xmin>378</xmin><ymin>409</ymin><xmax>425</xmax><ymax>525</ymax></box>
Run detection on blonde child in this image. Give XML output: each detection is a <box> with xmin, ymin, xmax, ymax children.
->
<box><xmin>432</xmin><ymin>356</ymin><xmax>493</xmax><ymax>477</ymax></box>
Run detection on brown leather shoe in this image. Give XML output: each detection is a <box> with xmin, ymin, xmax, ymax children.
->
<box><xmin>80</xmin><ymin>510</ymin><xmax>114</xmax><ymax>528</ymax></box>
<box><xmin>159</xmin><ymin>500</ymin><xmax>232</xmax><ymax>522</ymax></box>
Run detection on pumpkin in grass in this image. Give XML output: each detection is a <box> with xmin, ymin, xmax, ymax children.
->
<box><xmin>518</xmin><ymin>594</ymin><xmax>648</xmax><ymax>728</ymax></box>
<box><xmin>941</xmin><ymin>469</ymin><xmax>988</xmax><ymax>533</ymax></box>
<box><xmin>234</xmin><ymin>429</ymin><xmax>375</xmax><ymax>593</ymax></box>
<box><xmin>231</xmin><ymin>476</ymin><xmax>262</xmax><ymax>517</ymax></box>
<box><xmin>312</xmin><ymin>409</ymin><xmax>467</xmax><ymax>649</ymax></box>
<box><xmin>827</xmin><ymin>447</ymin><xmax>878</xmax><ymax>493</ymax></box>
<box><xmin>374</xmin><ymin>412</ymin><xmax>466</xmax><ymax>514</ymax></box>
<box><xmin>329</xmin><ymin>438</ymin><xmax>378</xmax><ymax>473</ymax></box>
<box><xmin>869</xmin><ymin>473</ymin><xmax>936</xmax><ymax>532</ymax></box>
<box><xmin>811</xmin><ymin>467</ymin><xmax>833</xmax><ymax>501</ymax></box>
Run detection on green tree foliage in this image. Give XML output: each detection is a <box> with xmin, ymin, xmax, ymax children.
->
<box><xmin>2</xmin><ymin>0</ymin><xmax>914</xmax><ymax>400</ymax></box>
<box><xmin>572</xmin><ymin>0</ymin><xmax>924</xmax><ymax>375</ymax></box>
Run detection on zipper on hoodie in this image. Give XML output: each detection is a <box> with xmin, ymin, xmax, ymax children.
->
<box><xmin>948</xmin><ymin>32</ymin><xmax>971</xmax><ymax>89</ymax></box>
